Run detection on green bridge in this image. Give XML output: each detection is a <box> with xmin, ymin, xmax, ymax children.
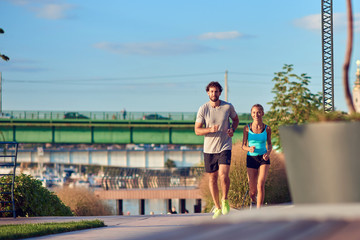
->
<box><xmin>0</xmin><ymin>111</ymin><xmax>251</xmax><ymax>144</ymax></box>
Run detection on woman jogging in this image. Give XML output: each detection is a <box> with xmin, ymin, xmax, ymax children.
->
<box><xmin>242</xmin><ymin>104</ymin><xmax>272</xmax><ymax>209</ymax></box>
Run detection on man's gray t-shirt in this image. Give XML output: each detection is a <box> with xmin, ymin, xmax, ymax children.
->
<box><xmin>196</xmin><ymin>100</ymin><xmax>237</xmax><ymax>154</ymax></box>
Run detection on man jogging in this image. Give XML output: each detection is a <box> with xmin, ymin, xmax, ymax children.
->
<box><xmin>194</xmin><ymin>81</ymin><xmax>239</xmax><ymax>219</ymax></box>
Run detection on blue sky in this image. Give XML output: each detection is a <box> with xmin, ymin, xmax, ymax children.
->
<box><xmin>0</xmin><ymin>0</ymin><xmax>360</xmax><ymax>114</ymax></box>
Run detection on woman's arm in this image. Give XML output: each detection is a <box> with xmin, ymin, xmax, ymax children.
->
<box><xmin>242</xmin><ymin>125</ymin><xmax>255</xmax><ymax>152</ymax></box>
<box><xmin>263</xmin><ymin>125</ymin><xmax>272</xmax><ymax>160</ymax></box>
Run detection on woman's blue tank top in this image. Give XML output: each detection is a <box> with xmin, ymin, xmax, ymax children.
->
<box><xmin>247</xmin><ymin>124</ymin><xmax>267</xmax><ymax>156</ymax></box>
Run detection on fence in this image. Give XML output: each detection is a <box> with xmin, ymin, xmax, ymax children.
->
<box><xmin>1</xmin><ymin>111</ymin><xmax>252</xmax><ymax>121</ymax></box>
<box><xmin>102</xmin><ymin>167</ymin><xmax>205</xmax><ymax>190</ymax></box>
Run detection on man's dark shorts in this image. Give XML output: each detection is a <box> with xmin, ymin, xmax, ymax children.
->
<box><xmin>204</xmin><ymin>150</ymin><xmax>231</xmax><ymax>173</ymax></box>
<box><xmin>246</xmin><ymin>154</ymin><xmax>270</xmax><ymax>169</ymax></box>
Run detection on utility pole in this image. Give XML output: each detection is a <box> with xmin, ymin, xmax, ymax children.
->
<box><xmin>322</xmin><ymin>0</ymin><xmax>334</xmax><ymax>112</ymax></box>
<box><xmin>224</xmin><ymin>70</ymin><xmax>228</xmax><ymax>102</ymax></box>
<box><xmin>0</xmin><ymin>72</ymin><xmax>2</xmax><ymax>112</ymax></box>
<box><xmin>0</xmin><ymin>27</ymin><xmax>9</xmax><ymax>113</ymax></box>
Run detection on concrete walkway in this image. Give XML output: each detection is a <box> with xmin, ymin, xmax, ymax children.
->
<box><xmin>2</xmin><ymin>204</ymin><xmax>360</xmax><ymax>239</ymax></box>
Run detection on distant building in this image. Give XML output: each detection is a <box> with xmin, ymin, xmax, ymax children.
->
<box><xmin>353</xmin><ymin>60</ymin><xmax>360</xmax><ymax>112</ymax></box>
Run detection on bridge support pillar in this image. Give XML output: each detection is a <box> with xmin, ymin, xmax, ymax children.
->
<box><xmin>117</xmin><ymin>199</ymin><xmax>123</xmax><ymax>215</ymax></box>
<box><xmin>139</xmin><ymin>199</ymin><xmax>145</xmax><ymax>215</ymax></box>
<box><xmin>167</xmin><ymin>199</ymin><xmax>172</xmax><ymax>213</ymax></box>
<box><xmin>194</xmin><ymin>199</ymin><xmax>202</xmax><ymax>213</ymax></box>
<box><xmin>180</xmin><ymin>199</ymin><xmax>186</xmax><ymax>213</ymax></box>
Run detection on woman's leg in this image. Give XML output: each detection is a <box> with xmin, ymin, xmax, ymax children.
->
<box><xmin>257</xmin><ymin>164</ymin><xmax>270</xmax><ymax>208</ymax></box>
<box><xmin>247</xmin><ymin>168</ymin><xmax>258</xmax><ymax>203</ymax></box>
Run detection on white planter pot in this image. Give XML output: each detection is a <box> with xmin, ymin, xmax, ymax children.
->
<box><xmin>279</xmin><ymin>121</ymin><xmax>360</xmax><ymax>204</ymax></box>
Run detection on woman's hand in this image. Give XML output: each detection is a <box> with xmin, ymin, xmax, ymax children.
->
<box><xmin>249</xmin><ymin>146</ymin><xmax>255</xmax><ymax>153</ymax></box>
<box><xmin>263</xmin><ymin>153</ymin><xmax>269</xmax><ymax>160</ymax></box>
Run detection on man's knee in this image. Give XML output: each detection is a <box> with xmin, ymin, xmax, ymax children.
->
<box><xmin>219</xmin><ymin>174</ymin><xmax>230</xmax><ymax>187</ymax></box>
<box><xmin>218</xmin><ymin>171</ymin><xmax>227</xmax><ymax>179</ymax></box>
<box><xmin>208</xmin><ymin>172</ymin><xmax>218</xmax><ymax>183</ymax></box>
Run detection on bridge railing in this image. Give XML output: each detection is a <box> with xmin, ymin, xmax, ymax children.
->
<box><xmin>102</xmin><ymin>167</ymin><xmax>205</xmax><ymax>190</ymax></box>
<box><xmin>1</xmin><ymin>111</ymin><xmax>252</xmax><ymax>121</ymax></box>
<box><xmin>2</xmin><ymin>111</ymin><xmax>198</xmax><ymax>121</ymax></box>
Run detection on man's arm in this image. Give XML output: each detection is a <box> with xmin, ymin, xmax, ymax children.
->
<box><xmin>194</xmin><ymin>122</ymin><xmax>219</xmax><ymax>136</ymax></box>
<box><xmin>227</xmin><ymin>115</ymin><xmax>239</xmax><ymax>137</ymax></box>
<box><xmin>230</xmin><ymin>115</ymin><xmax>239</xmax><ymax>132</ymax></box>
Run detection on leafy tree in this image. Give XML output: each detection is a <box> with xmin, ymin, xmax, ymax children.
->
<box><xmin>0</xmin><ymin>174</ymin><xmax>73</xmax><ymax>217</ymax></box>
<box><xmin>265</xmin><ymin>64</ymin><xmax>322</xmax><ymax>149</ymax></box>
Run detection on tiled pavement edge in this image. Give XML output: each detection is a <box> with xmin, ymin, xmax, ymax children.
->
<box><xmin>2</xmin><ymin>204</ymin><xmax>360</xmax><ymax>239</ymax></box>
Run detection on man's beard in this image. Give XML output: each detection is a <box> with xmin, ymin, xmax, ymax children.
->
<box><xmin>210</xmin><ymin>96</ymin><xmax>219</xmax><ymax>102</ymax></box>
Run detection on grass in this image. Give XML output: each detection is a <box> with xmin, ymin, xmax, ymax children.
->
<box><xmin>0</xmin><ymin>219</ymin><xmax>105</xmax><ymax>240</ymax></box>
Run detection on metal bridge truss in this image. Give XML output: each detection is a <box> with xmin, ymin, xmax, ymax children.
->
<box><xmin>322</xmin><ymin>0</ymin><xmax>334</xmax><ymax>112</ymax></box>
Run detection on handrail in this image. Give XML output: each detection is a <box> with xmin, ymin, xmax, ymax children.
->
<box><xmin>0</xmin><ymin>111</ymin><xmax>252</xmax><ymax>121</ymax></box>
<box><xmin>102</xmin><ymin>167</ymin><xmax>205</xmax><ymax>190</ymax></box>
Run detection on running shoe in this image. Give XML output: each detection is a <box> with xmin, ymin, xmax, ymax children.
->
<box><xmin>222</xmin><ymin>199</ymin><xmax>230</xmax><ymax>215</ymax></box>
<box><xmin>212</xmin><ymin>208</ymin><xmax>222</xmax><ymax>219</ymax></box>
<box><xmin>250</xmin><ymin>201</ymin><xmax>256</xmax><ymax>210</ymax></box>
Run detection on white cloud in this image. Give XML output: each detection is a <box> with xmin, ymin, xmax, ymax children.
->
<box><xmin>5</xmin><ymin>0</ymin><xmax>33</xmax><ymax>5</ymax></box>
<box><xmin>34</xmin><ymin>3</ymin><xmax>74</xmax><ymax>20</ymax></box>
<box><xmin>293</xmin><ymin>14</ymin><xmax>320</xmax><ymax>31</ymax></box>
<box><xmin>93</xmin><ymin>42</ymin><xmax>214</xmax><ymax>56</ymax></box>
<box><xmin>351</xmin><ymin>13</ymin><xmax>360</xmax><ymax>32</ymax></box>
<box><xmin>6</xmin><ymin>0</ymin><xmax>76</xmax><ymax>20</ymax></box>
<box><xmin>198</xmin><ymin>31</ymin><xmax>243</xmax><ymax>40</ymax></box>
<box><xmin>293</xmin><ymin>13</ymin><xmax>360</xmax><ymax>32</ymax></box>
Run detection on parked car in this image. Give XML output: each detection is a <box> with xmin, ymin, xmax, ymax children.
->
<box><xmin>75</xmin><ymin>180</ymin><xmax>90</xmax><ymax>188</ymax></box>
<box><xmin>64</xmin><ymin>112</ymin><xmax>89</xmax><ymax>119</ymax></box>
<box><xmin>142</xmin><ymin>114</ymin><xmax>171</xmax><ymax>120</ymax></box>
<box><xmin>0</xmin><ymin>112</ymin><xmax>12</xmax><ymax>119</ymax></box>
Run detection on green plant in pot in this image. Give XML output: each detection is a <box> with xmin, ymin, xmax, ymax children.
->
<box><xmin>278</xmin><ymin>0</ymin><xmax>360</xmax><ymax>204</ymax></box>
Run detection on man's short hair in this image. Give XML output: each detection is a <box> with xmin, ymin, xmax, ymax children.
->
<box><xmin>206</xmin><ymin>81</ymin><xmax>223</xmax><ymax>92</ymax></box>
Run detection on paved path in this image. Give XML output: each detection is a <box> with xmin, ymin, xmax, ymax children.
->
<box><xmin>2</xmin><ymin>204</ymin><xmax>360</xmax><ymax>239</ymax></box>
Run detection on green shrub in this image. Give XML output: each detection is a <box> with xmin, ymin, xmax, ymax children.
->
<box><xmin>0</xmin><ymin>174</ymin><xmax>73</xmax><ymax>217</ymax></box>
<box><xmin>227</xmin><ymin>142</ymin><xmax>251</xmax><ymax>209</ymax></box>
<box><xmin>55</xmin><ymin>187</ymin><xmax>113</xmax><ymax>216</ymax></box>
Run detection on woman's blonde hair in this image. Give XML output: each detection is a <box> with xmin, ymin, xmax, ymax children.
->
<box><xmin>251</xmin><ymin>104</ymin><xmax>264</xmax><ymax>113</ymax></box>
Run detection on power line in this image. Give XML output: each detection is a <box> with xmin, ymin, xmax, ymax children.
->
<box><xmin>3</xmin><ymin>70</ymin><xmax>344</xmax><ymax>86</ymax></box>
<box><xmin>3</xmin><ymin>72</ymin><xmax>224</xmax><ymax>83</ymax></box>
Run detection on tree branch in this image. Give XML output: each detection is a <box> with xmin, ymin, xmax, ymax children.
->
<box><xmin>343</xmin><ymin>0</ymin><xmax>356</xmax><ymax>113</ymax></box>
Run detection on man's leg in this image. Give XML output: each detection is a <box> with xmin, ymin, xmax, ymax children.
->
<box><xmin>208</xmin><ymin>171</ymin><xmax>220</xmax><ymax>209</ymax></box>
<box><xmin>219</xmin><ymin>164</ymin><xmax>230</xmax><ymax>201</ymax></box>
<box><xmin>219</xmin><ymin>164</ymin><xmax>231</xmax><ymax>215</ymax></box>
